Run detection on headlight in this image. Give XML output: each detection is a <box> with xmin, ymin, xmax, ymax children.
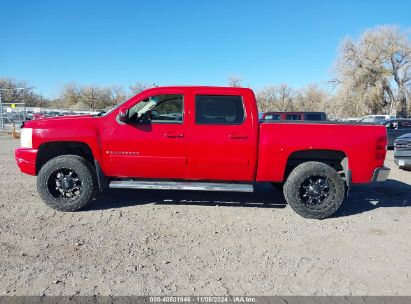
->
<box><xmin>20</xmin><ymin>128</ymin><xmax>33</xmax><ymax>148</ymax></box>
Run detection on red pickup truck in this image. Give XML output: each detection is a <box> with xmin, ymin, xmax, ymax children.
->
<box><xmin>15</xmin><ymin>86</ymin><xmax>390</xmax><ymax>219</ymax></box>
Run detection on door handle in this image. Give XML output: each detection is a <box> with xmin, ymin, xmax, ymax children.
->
<box><xmin>164</xmin><ymin>132</ymin><xmax>184</xmax><ymax>138</ymax></box>
<box><xmin>229</xmin><ymin>133</ymin><xmax>248</xmax><ymax>139</ymax></box>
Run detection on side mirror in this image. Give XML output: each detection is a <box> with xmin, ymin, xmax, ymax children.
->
<box><xmin>118</xmin><ymin>107</ymin><xmax>129</xmax><ymax>123</ymax></box>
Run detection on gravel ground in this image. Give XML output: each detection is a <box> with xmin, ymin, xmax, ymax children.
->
<box><xmin>0</xmin><ymin>137</ymin><xmax>410</xmax><ymax>296</ymax></box>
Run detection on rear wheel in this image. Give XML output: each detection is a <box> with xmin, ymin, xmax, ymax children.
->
<box><xmin>37</xmin><ymin>155</ymin><xmax>97</xmax><ymax>211</ymax></box>
<box><xmin>283</xmin><ymin>161</ymin><xmax>345</xmax><ymax>219</ymax></box>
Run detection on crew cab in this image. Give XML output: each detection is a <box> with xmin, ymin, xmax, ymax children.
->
<box><xmin>15</xmin><ymin>86</ymin><xmax>390</xmax><ymax>219</ymax></box>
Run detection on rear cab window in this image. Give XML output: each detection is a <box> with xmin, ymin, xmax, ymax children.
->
<box><xmin>195</xmin><ymin>95</ymin><xmax>245</xmax><ymax>125</ymax></box>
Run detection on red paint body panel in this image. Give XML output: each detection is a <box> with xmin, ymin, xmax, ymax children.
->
<box><xmin>98</xmin><ymin>87</ymin><xmax>187</xmax><ymax>179</ymax></box>
<box><xmin>184</xmin><ymin>87</ymin><xmax>259</xmax><ymax>181</ymax></box>
<box><xmin>15</xmin><ymin>148</ymin><xmax>38</xmax><ymax>175</ymax></box>
<box><xmin>256</xmin><ymin>123</ymin><xmax>386</xmax><ymax>183</ymax></box>
<box><xmin>17</xmin><ymin>86</ymin><xmax>388</xmax><ymax>184</ymax></box>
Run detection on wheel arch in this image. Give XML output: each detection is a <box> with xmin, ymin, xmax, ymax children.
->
<box><xmin>36</xmin><ymin>141</ymin><xmax>95</xmax><ymax>175</ymax></box>
<box><xmin>284</xmin><ymin>149</ymin><xmax>350</xmax><ymax>186</ymax></box>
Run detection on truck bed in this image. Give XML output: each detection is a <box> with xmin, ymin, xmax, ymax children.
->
<box><xmin>256</xmin><ymin>121</ymin><xmax>387</xmax><ymax>183</ymax></box>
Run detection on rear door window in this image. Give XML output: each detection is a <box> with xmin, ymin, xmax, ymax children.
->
<box><xmin>195</xmin><ymin>95</ymin><xmax>245</xmax><ymax>125</ymax></box>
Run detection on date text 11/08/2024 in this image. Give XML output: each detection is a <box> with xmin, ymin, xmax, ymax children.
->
<box><xmin>149</xmin><ymin>296</ymin><xmax>256</xmax><ymax>303</ymax></box>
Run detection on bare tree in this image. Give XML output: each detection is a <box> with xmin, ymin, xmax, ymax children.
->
<box><xmin>335</xmin><ymin>25</ymin><xmax>411</xmax><ymax>117</ymax></box>
<box><xmin>129</xmin><ymin>82</ymin><xmax>154</xmax><ymax>96</ymax></box>
<box><xmin>277</xmin><ymin>84</ymin><xmax>294</xmax><ymax>111</ymax></box>
<box><xmin>295</xmin><ymin>84</ymin><xmax>328</xmax><ymax>112</ymax></box>
<box><xmin>108</xmin><ymin>85</ymin><xmax>127</xmax><ymax>107</ymax></box>
<box><xmin>256</xmin><ymin>84</ymin><xmax>296</xmax><ymax>112</ymax></box>
<box><xmin>59</xmin><ymin>83</ymin><xmax>84</xmax><ymax>107</ymax></box>
<box><xmin>256</xmin><ymin>86</ymin><xmax>277</xmax><ymax>112</ymax></box>
<box><xmin>228</xmin><ymin>76</ymin><xmax>243</xmax><ymax>87</ymax></box>
<box><xmin>56</xmin><ymin>83</ymin><xmax>126</xmax><ymax>110</ymax></box>
<box><xmin>0</xmin><ymin>78</ymin><xmax>45</xmax><ymax>107</ymax></box>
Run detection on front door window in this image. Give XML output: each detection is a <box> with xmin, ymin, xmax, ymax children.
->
<box><xmin>128</xmin><ymin>94</ymin><xmax>184</xmax><ymax>123</ymax></box>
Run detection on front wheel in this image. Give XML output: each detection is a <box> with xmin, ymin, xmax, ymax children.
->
<box><xmin>37</xmin><ymin>155</ymin><xmax>97</xmax><ymax>211</ymax></box>
<box><xmin>283</xmin><ymin>161</ymin><xmax>345</xmax><ymax>219</ymax></box>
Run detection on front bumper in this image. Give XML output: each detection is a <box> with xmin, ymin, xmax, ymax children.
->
<box><xmin>371</xmin><ymin>166</ymin><xmax>390</xmax><ymax>182</ymax></box>
<box><xmin>15</xmin><ymin>148</ymin><xmax>38</xmax><ymax>175</ymax></box>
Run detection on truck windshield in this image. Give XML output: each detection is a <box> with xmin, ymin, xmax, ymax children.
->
<box><xmin>99</xmin><ymin>99</ymin><xmax>129</xmax><ymax>116</ymax></box>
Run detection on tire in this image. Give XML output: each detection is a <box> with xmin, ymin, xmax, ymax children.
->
<box><xmin>283</xmin><ymin>161</ymin><xmax>345</xmax><ymax>219</ymax></box>
<box><xmin>37</xmin><ymin>155</ymin><xmax>97</xmax><ymax>211</ymax></box>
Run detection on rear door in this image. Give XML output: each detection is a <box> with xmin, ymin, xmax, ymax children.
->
<box><xmin>186</xmin><ymin>88</ymin><xmax>258</xmax><ymax>181</ymax></box>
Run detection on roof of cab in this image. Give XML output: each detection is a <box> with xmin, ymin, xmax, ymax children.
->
<box><xmin>142</xmin><ymin>86</ymin><xmax>252</xmax><ymax>91</ymax></box>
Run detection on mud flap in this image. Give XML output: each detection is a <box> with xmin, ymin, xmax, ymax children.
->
<box><xmin>94</xmin><ymin>160</ymin><xmax>109</xmax><ymax>191</ymax></box>
<box><xmin>341</xmin><ymin>157</ymin><xmax>351</xmax><ymax>197</ymax></box>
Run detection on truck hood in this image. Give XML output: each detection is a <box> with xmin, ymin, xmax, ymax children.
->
<box><xmin>23</xmin><ymin>115</ymin><xmax>95</xmax><ymax>128</ymax></box>
<box><xmin>396</xmin><ymin>133</ymin><xmax>411</xmax><ymax>141</ymax></box>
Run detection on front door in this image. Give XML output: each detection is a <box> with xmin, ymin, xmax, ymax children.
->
<box><xmin>100</xmin><ymin>92</ymin><xmax>187</xmax><ymax>179</ymax></box>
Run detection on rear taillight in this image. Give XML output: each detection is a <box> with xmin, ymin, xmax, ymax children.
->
<box><xmin>376</xmin><ymin>136</ymin><xmax>387</xmax><ymax>160</ymax></box>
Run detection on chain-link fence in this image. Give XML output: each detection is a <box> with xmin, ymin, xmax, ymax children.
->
<box><xmin>0</xmin><ymin>102</ymin><xmax>26</xmax><ymax>133</ymax></box>
<box><xmin>0</xmin><ymin>104</ymin><xmax>106</xmax><ymax>134</ymax></box>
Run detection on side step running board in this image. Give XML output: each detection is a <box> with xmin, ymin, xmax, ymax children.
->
<box><xmin>109</xmin><ymin>180</ymin><xmax>254</xmax><ymax>192</ymax></box>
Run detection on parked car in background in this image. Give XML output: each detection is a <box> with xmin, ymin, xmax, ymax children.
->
<box><xmin>358</xmin><ymin>115</ymin><xmax>395</xmax><ymax>123</ymax></box>
<box><xmin>2</xmin><ymin>113</ymin><xmax>25</xmax><ymax>124</ymax></box>
<box><xmin>382</xmin><ymin>119</ymin><xmax>411</xmax><ymax>148</ymax></box>
<box><xmin>340</xmin><ymin>118</ymin><xmax>360</xmax><ymax>122</ymax></box>
<box><xmin>32</xmin><ymin>113</ymin><xmax>46</xmax><ymax>120</ymax></box>
<box><xmin>394</xmin><ymin>133</ymin><xmax>411</xmax><ymax>169</ymax></box>
<box><xmin>25</xmin><ymin>112</ymin><xmax>34</xmax><ymax>120</ymax></box>
<box><xmin>261</xmin><ymin>111</ymin><xmax>327</xmax><ymax>121</ymax></box>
